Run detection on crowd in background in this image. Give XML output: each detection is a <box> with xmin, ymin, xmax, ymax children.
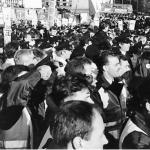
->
<box><xmin>1</xmin><ymin>13</ymin><xmax>150</xmax><ymax>149</ymax></box>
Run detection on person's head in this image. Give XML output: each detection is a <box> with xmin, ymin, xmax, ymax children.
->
<box><xmin>14</xmin><ymin>48</ymin><xmax>45</xmax><ymax>66</ymax></box>
<box><xmin>99</xmin><ymin>22</ymin><xmax>109</xmax><ymax>32</ymax></box>
<box><xmin>24</xmin><ymin>33</ymin><xmax>32</xmax><ymax>42</ymax></box>
<box><xmin>4</xmin><ymin>42</ymin><xmax>19</xmax><ymax>59</ymax></box>
<box><xmin>39</xmin><ymin>29</ymin><xmax>44</xmax><ymax>35</ymax></box>
<box><xmin>65</xmin><ymin>57</ymin><xmax>98</xmax><ymax>87</ymax></box>
<box><xmin>138</xmin><ymin>35</ymin><xmax>147</xmax><ymax>45</ymax></box>
<box><xmin>81</xmin><ymin>25</ymin><xmax>88</xmax><ymax>33</ymax></box>
<box><xmin>52</xmin><ymin>74</ymin><xmax>93</xmax><ymax>106</ymax></box>
<box><xmin>24</xmin><ymin>33</ymin><xmax>36</xmax><ymax>47</ymax></box>
<box><xmin>99</xmin><ymin>51</ymin><xmax>120</xmax><ymax>81</ymax></box>
<box><xmin>118</xmin><ymin>37</ymin><xmax>131</xmax><ymax>53</ymax></box>
<box><xmin>51</xmin><ymin>101</ymin><xmax>108</xmax><ymax>149</ymax></box>
<box><xmin>1</xmin><ymin>65</ymin><xmax>29</xmax><ymax>92</ymax></box>
<box><xmin>133</xmin><ymin>35</ymin><xmax>139</xmax><ymax>43</ymax></box>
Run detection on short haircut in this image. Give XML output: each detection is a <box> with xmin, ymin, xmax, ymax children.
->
<box><xmin>0</xmin><ymin>65</ymin><xmax>29</xmax><ymax>92</ymax></box>
<box><xmin>97</xmin><ymin>50</ymin><xmax>119</xmax><ymax>73</ymax></box>
<box><xmin>1</xmin><ymin>65</ymin><xmax>29</xmax><ymax>84</ymax></box>
<box><xmin>65</xmin><ymin>57</ymin><xmax>93</xmax><ymax>75</ymax></box>
<box><xmin>52</xmin><ymin>74</ymin><xmax>90</xmax><ymax>106</ymax></box>
<box><xmin>99</xmin><ymin>21</ymin><xmax>109</xmax><ymax>31</ymax></box>
<box><xmin>4</xmin><ymin>42</ymin><xmax>19</xmax><ymax>58</ymax></box>
<box><xmin>50</xmin><ymin>101</ymin><xmax>100</xmax><ymax>148</ymax></box>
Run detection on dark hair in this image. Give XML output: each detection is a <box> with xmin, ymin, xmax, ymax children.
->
<box><xmin>1</xmin><ymin>65</ymin><xmax>29</xmax><ymax>84</ymax></box>
<box><xmin>52</xmin><ymin>74</ymin><xmax>90</xmax><ymax>106</ymax></box>
<box><xmin>0</xmin><ymin>65</ymin><xmax>29</xmax><ymax>92</ymax></box>
<box><xmin>96</xmin><ymin>50</ymin><xmax>119</xmax><ymax>73</ymax></box>
<box><xmin>99</xmin><ymin>22</ymin><xmax>109</xmax><ymax>31</ymax></box>
<box><xmin>32</xmin><ymin>48</ymin><xmax>45</xmax><ymax>59</ymax></box>
<box><xmin>4</xmin><ymin>42</ymin><xmax>19</xmax><ymax>58</ymax></box>
<box><xmin>51</xmin><ymin>101</ymin><xmax>98</xmax><ymax>147</ymax></box>
<box><xmin>65</xmin><ymin>57</ymin><xmax>92</xmax><ymax>75</ymax></box>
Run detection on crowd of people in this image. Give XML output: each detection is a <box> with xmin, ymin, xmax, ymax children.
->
<box><xmin>1</xmin><ymin>13</ymin><xmax>150</xmax><ymax>149</ymax></box>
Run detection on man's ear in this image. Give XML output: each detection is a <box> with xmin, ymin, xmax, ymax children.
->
<box><xmin>146</xmin><ymin>102</ymin><xmax>150</xmax><ymax>112</ymax></box>
<box><xmin>72</xmin><ymin>136</ymin><xmax>83</xmax><ymax>149</ymax></box>
<box><xmin>103</xmin><ymin>65</ymin><xmax>107</xmax><ymax>71</ymax></box>
<box><xmin>119</xmin><ymin>43</ymin><xmax>122</xmax><ymax>47</ymax></box>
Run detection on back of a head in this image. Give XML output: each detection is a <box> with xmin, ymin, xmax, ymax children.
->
<box><xmin>99</xmin><ymin>21</ymin><xmax>109</xmax><ymax>31</ymax></box>
<box><xmin>4</xmin><ymin>42</ymin><xmax>19</xmax><ymax>58</ymax></box>
<box><xmin>1</xmin><ymin>65</ymin><xmax>29</xmax><ymax>84</ymax></box>
<box><xmin>0</xmin><ymin>65</ymin><xmax>29</xmax><ymax>92</ymax></box>
<box><xmin>50</xmin><ymin>101</ymin><xmax>98</xmax><ymax>148</ymax></box>
<box><xmin>65</xmin><ymin>57</ymin><xmax>92</xmax><ymax>75</ymax></box>
<box><xmin>96</xmin><ymin>50</ymin><xmax>118</xmax><ymax>74</ymax></box>
<box><xmin>52</xmin><ymin>74</ymin><xmax>90</xmax><ymax>106</ymax></box>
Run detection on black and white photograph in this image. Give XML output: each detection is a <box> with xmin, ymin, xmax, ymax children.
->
<box><xmin>0</xmin><ymin>0</ymin><xmax>150</xmax><ymax>149</ymax></box>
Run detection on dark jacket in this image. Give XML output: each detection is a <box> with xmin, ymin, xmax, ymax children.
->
<box><xmin>0</xmin><ymin>70</ymin><xmax>43</xmax><ymax>148</ymax></box>
<box><xmin>97</xmin><ymin>75</ymin><xmax>126</xmax><ymax>130</ymax></box>
<box><xmin>120</xmin><ymin>111</ymin><xmax>150</xmax><ymax>149</ymax></box>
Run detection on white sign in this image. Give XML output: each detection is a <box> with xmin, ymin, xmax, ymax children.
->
<box><xmin>23</xmin><ymin>0</ymin><xmax>42</xmax><ymax>8</ymax></box>
<box><xmin>56</xmin><ymin>18</ymin><xmax>62</xmax><ymax>27</ymax></box>
<box><xmin>94</xmin><ymin>16</ymin><xmax>99</xmax><ymax>27</ymax></box>
<box><xmin>62</xmin><ymin>18</ymin><xmax>68</xmax><ymax>26</ymax></box>
<box><xmin>48</xmin><ymin>0</ymin><xmax>56</xmax><ymax>27</ymax></box>
<box><xmin>0</xmin><ymin>12</ymin><xmax>4</xmax><ymax>25</ymax></box>
<box><xmin>129</xmin><ymin>20</ymin><xmax>136</xmax><ymax>31</ymax></box>
<box><xmin>114</xmin><ymin>8</ymin><xmax>127</xmax><ymax>14</ymax></box>
<box><xmin>3</xmin><ymin>7</ymin><xmax>11</xmax><ymax>45</ymax></box>
<box><xmin>80</xmin><ymin>13</ymin><xmax>89</xmax><ymax>24</ymax></box>
<box><xmin>118</xmin><ymin>20</ymin><xmax>123</xmax><ymax>31</ymax></box>
<box><xmin>25</xmin><ymin>9</ymin><xmax>38</xmax><ymax>25</ymax></box>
